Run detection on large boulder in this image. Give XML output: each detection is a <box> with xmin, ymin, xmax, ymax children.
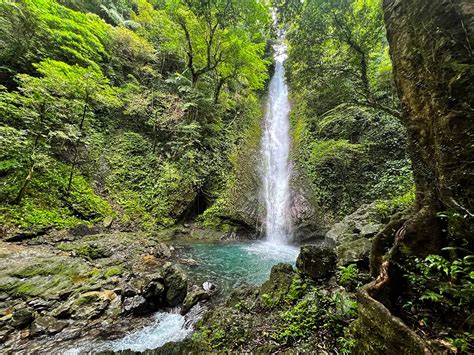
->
<box><xmin>121</xmin><ymin>272</ymin><xmax>165</xmax><ymax>314</ymax></box>
<box><xmin>326</xmin><ymin>203</ymin><xmax>384</xmax><ymax>245</ymax></box>
<box><xmin>181</xmin><ymin>284</ymin><xmax>213</xmax><ymax>315</ymax></box>
<box><xmin>337</xmin><ymin>238</ymin><xmax>373</xmax><ymax>267</ymax></box>
<box><xmin>11</xmin><ymin>307</ymin><xmax>34</xmax><ymax>328</ymax></box>
<box><xmin>296</xmin><ymin>244</ymin><xmax>337</xmax><ymax>280</ymax></box>
<box><xmin>163</xmin><ymin>264</ymin><xmax>188</xmax><ymax>307</ymax></box>
<box><xmin>260</xmin><ymin>263</ymin><xmax>295</xmax><ymax>307</ymax></box>
<box><xmin>326</xmin><ymin>203</ymin><xmax>386</xmax><ymax>268</ymax></box>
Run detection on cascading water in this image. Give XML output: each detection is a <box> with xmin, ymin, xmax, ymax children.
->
<box><xmin>262</xmin><ymin>25</ymin><xmax>293</xmax><ymax>245</ymax></box>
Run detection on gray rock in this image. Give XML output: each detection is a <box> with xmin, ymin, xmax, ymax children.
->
<box><xmin>153</xmin><ymin>243</ymin><xmax>172</xmax><ymax>258</ymax></box>
<box><xmin>30</xmin><ymin>316</ymin><xmax>68</xmax><ymax>337</ymax></box>
<box><xmin>11</xmin><ymin>307</ymin><xmax>34</xmax><ymax>328</ymax></box>
<box><xmin>337</xmin><ymin>238</ymin><xmax>373</xmax><ymax>267</ymax></box>
<box><xmin>70</xmin><ymin>291</ymin><xmax>112</xmax><ymax>320</ymax></box>
<box><xmin>0</xmin><ymin>325</ymin><xmax>13</xmax><ymax>342</ymax></box>
<box><xmin>326</xmin><ymin>202</ymin><xmax>384</xmax><ymax>244</ymax></box>
<box><xmin>181</xmin><ymin>285</ymin><xmax>210</xmax><ymax>315</ymax></box>
<box><xmin>164</xmin><ymin>264</ymin><xmax>188</xmax><ymax>307</ymax></box>
<box><xmin>296</xmin><ymin>244</ymin><xmax>337</xmax><ymax>280</ymax></box>
<box><xmin>122</xmin><ymin>295</ymin><xmax>147</xmax><ymax>314</ymax></box>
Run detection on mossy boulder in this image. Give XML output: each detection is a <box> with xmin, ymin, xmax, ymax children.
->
<box><xmin>163</xmin><ymin>264</ymin><xmax>187</xmax><ymax>307</ymax></box>
<box><xmin>337</xmin><ymin>238</ymin><xmax>373</xmax><ymax>267</ymax></box>
<box><xmin>69</xmin><ymin>291</ymin><xmax>115</xmax><ymax>320</ymax></box>
<box><xmin>11</xmin><ymin>307</ymin><xmax>34</xmax><ymax>328</ymax></box>
<box><xmin>181</xmin><ymin>285</ymin><xmax>211</xmax><ymax>314</ymax></box>
<box><xmin>296</xmin><ymin>244</ymin><xmax>336</xmax><ymax>280</ymax></box>
<box><xmin>29</xmin><ymin>315</ymin><xmax>68</xmax><ymax>337</ymax></box>
<box><xmin>260</xmin><ymin>263</ymin><xmax>295</xmax><ymax>307</ymax></box>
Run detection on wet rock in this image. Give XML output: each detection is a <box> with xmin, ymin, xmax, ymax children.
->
<box><xmin>152</xmin><ymin>243</ymin><xmax>172</xmax><ymax>259</ymax></box>
<box><xmin>202</xmin><ymin>281</ymin><xmax>216</xmax><ymax>292</ymax></box>
<box><xmin>260</xmin><ymin>263</ymin><xmax>295</xmax><ymax>307</ymax></box>
<box><xmin>69</xmin><ymin>224</ymin><xmax>101</xmax><ymax>237</ymax></box>
<box><xmin>121</xmin><ymin>272</ymin><xmax>165</xmax><ymax>304</ymax></box>
<box><xmin>296</xmin><ymin>244</ymin><xmax>336</xmax><ymax>280</ymax></box>
<box><xmin>164</xmin><ymin>264</ymin><xmax>188</xmax><ymax>307</ymax></box>
<box><xmin>0</xmin><ymin>325</ymin><xmax>13</xmax><ymax>342</ymax></box>
<box><xmin>28</xmin><ymin>298</ymin><xmax>57</xmax><ymax>312</ymax></box>
<box><xmin>122</xmin><ymin>295</ymin><xmax>147</xmax><ymax>314</ymax></box>
<box><xmin>11</xmin><ymin>307</ymin><xmax>34</xmax><ymax>328</ymax></box>
<box><xmin>30</xmin><ymin>315</ymin><xmax>68</xmax><ymax>337</ymax></box>
<box><xmin>181</xmin><ymin>285</ymin><xmax>211</xmax><ymax>315</ymax></box>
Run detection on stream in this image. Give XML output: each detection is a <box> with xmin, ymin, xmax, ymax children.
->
<box><xmin>65</xmin><ymin>241</ymin><xmax>299</xmax><ymax>354</ymax></box>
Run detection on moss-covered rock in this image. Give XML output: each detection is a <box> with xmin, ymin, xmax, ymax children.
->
<box><xmin>163</xmin><ymin>264</ymin><xmax>187</xmax><ymax>307</ymax></box>
<box><xmin>259</xmin><ymin>263</ymin><xmax>295</xmax><ymax>307</ymax></box>
<box><xmin>296</xmin><ymin>244</ymin><xmax>337</xmax><ymax>280</ymax></box>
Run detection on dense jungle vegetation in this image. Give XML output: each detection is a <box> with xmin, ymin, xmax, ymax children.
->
<box><xmin>0</xmin><ymin>0</ymin><xmax>270</xmax><ymax>230</ymax></box>
<box><xmin>0</xmin><ymin>0</ymin><xmax>472</xmax><ymax>353</ymax></box>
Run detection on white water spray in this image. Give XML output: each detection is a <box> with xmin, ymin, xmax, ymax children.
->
<box><xmin>261</xmin><ymin>21</ymin><xmax>293</xmax><ymax>245</ymax></box>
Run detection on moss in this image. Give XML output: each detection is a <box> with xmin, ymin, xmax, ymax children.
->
<box><xmin>1</xmin><ymin>259</ymin><xmax>91</xmax><ymax>299</ymax></box>
<box><xmin>104</xmin><ymin>266</ymin><xmax>123</xmax><ymax>277</ymax></box>
<box><xmin>376</xmin><ymin>186</ymin><xmax>415</xmax><ymax>217</ymax></box>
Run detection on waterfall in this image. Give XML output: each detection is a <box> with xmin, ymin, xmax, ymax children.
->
<box><xmin>261</xmin><ymin>26</ymin><xmax>293</xmax><ymax>245</ymax></box>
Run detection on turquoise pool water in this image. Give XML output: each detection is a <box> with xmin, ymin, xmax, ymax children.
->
<box><xmin>176</xmin><ymin>240</ymin><xmax>300</xmax><ymax>296</ymax></box>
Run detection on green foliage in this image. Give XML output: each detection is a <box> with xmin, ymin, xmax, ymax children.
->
<box><xmin>1</xmin><ymin>0</ymin><xmax>271</xmax><ymax>230</ymax></box>
<box><xmin>399</xmin><ymin>253</ymin><xmax>473</xmax><ymax>352</ymax></box>
<box><xmin>337</xmin><ymin>264</ymin><xmax>360</xmax><ymax>288</ymax></box>
<box><xmin>275</xmin><ymin>289</ymin><xmax>357</xmax><ymax>345</ymax></box>
<box><xmin>376</xmin><ymin>185</ymin><xmax>415</xmax><ymax>217</ymax></box>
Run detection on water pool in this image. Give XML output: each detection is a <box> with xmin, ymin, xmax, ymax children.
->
<box><xmin>176</xmin><ymin>240</ymin><xmax>300</xmax><ymax>297</ymax></box>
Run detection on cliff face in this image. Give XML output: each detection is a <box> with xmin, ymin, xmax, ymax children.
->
<box><xmin>383</xmin><ymin>0</ymin><xmax>474</xmax><ymax>255</ymax></box>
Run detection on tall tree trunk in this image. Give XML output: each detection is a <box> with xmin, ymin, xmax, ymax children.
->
<box><xmin>382</xmin><ymin>0</ymin><xmax>473</xmax><ymax>256</ymax></box>
<box><xmin>370</xmin><ymin>0</ymin><xmax>474</xmax><ymax>296</ymax></box>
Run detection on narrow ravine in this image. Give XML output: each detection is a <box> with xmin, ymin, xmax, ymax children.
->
<box><xmin>62</xmin><ymin>23</ymin><xmax>300</xmax><ymax>354</ymax></box>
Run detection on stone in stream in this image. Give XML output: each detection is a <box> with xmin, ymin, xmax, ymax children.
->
<box><xmin>163</xmin><ymin>264</ymin><xmax>188</xmax><ymax>307</ymax></box>
<box><xmin>296</xmin><ymin>244</ymin><xmax>337</xmax><ymax>280</ymax></box>
<box><xmin>181</xmin><ymin>285</ymin><xmax>210</xmax><ymax>315</ymax></box>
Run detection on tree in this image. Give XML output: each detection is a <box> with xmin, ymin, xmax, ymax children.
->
<box><xmin>370</xmin><ymin>0</ymin><xmax>473</xmax><ymax>300</ymax></box>
<box><xmin>169</xmin><ymin>0</ymin><xmax>270</xmax><ymax>94</ymax></box>
<box><xmin>287</xmin><ymin>0</ymin><xmax>399</xmax><ymax>117</ymax></box>
<box><xmin>6</xmin><ymin>60</ymin><xmax>120</xmax><ymax>202</ymax></box>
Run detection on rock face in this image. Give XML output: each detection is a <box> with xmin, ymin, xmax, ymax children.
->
<box><xmin>163</xmin><ymin>264</ymin><xmax>188</xmax><ymax>307</ymax></box>
<box><xmin>296</xmin><ymin>244</ymin><xmax>336</xmax><ymax>280</ymax></box>
<box><xmin>383</xmin><ymin>0</ymin><xmax>474</xmax><ymax>256</ymax></box>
